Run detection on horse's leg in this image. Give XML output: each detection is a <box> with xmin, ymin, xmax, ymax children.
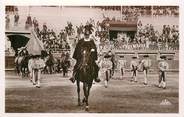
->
<box><xmin>22</xmin><ymin>67</ymin><xmax>25</xmax><ymax>78</ymax></box>
<box><xmin>20</xmin><ymin>66</ymin><xmax>23</xmax><ymax>78</ymax></box>
<box><xmin>26</xmin><ymin>67</ymin><xmax>29</xmax><ymax>77</ymax></box>
<box><xmin>77</xmin><ymin>80</ymin><xmax>81</xmax><ymax>106</ymax></box>
<box><xmin>63</xmin><ymin>68</ymin><xmax>65</xmax><ymax>77</ymax></box>
<box><xmin>82</xmin><ymin>83</ymin><xmax>87</xmax><ymax>104</ymax></box>
<box><xmin>83</xmin><ymin>82</ymin><xmax>89</xmax><ymax>111</ymax></box>
<box><xmin>49</xmin><ymin>66</ymin><xmax>51</xmax><ymax>74</ymax></box>
<box><xmin>50</xmin><ymin>65</ymin><xmax>53</xmax><ymax>74</ymax></box>
<box><xmin>85</xmin><ymin>83</ymin><xmax>92</xmax><ymax>111</ymax></box>
<box><xmin>16</xmin><ymin>65</ymin><xmax>20</xmax><ymax>75</ymax></box>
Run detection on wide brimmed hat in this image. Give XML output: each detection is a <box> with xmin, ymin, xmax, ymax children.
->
<box><xmin>120</xmin><ymin>55</ymin><xmax>124</xmax><ymax>58</ymax></box>
<box><xmin>132</xmin><ymin>56</ymin><xmax>137</xmax><ymax>59</ymax></box>
<box><xmin>143</xmin><ymin>55</ymin><xmax>149</xmax><ymax>58</ymax></box>
<box><xmin>32</xmin><ymin>55</ymin><xmax>40</xmax><ymax>58</ymax></box>
<box><xmin>160</xmin><ymin>55</ymin><xmax>166</xmax><ymax>59</ymax></box>
<box><xmin>104</xmin><ymin>53</ymin><xmax>112</xmax><ymax>58</ymax></box>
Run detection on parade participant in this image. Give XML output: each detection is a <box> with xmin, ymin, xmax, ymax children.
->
<box><xmin>107</xmin><ymin>50</ymin><xmax>116</xmax><ymax>77</ymax></box>
<box><xmin>119</xmin><ymin>56</ymin><xmax>126</xmax><ymax>79</ymax></box>
<box><xmin>139</xmin><ymin>55</ymin><xmax>152</xmax><ymax>85</ymax></box>
<box><xmin>5</xmin><ymin>37</ymin><xmax>12</xmax><ymax>54</ymax></box>
<box><xmin>14</xmin><ymin>13</ymin><xmax>19</xmax><ymax>26</ymax></box>
<box><xmin>158</xmin><ymin>55</ymin><xmax>169</xmax><ymax>89</ymax></box>
<box><xmin>99</xmin><ymin>52</ymin><xmax>113</xmax><ymax>88</ymax></box>
<box><xmin>5</xmin><ymin>14</ymin><xmax>10</xmax><ymax>29</ymax></box>
<box><xmin>130</xmin><ymin>56</ymin><xmax>139</xmax><ymax>82</ymax></box>
<box><xmin>30</xmin><ymin>55</ymin><xmax>45</xmax><ymax>88</ymax></box>
<box><xmin>69</xmin><ymin>28</ymin><xmax>101</xmax><ymax>83</ymax></box>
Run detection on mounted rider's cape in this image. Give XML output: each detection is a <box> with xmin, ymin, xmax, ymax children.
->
<box><xmin>73</xmin><ymin>38</ymin><xmax>97</xmax><ymax>62</ymax></box>
<box><xmin>72</xmin><ymin>38</ymin><xmax>99</xmax><ymax>81</ymax></box>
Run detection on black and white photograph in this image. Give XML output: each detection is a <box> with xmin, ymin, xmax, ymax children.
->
<box><xmin>1</xmin><ymin>0</ymin><xmax>183</xmax><ymax>116</ymax></box>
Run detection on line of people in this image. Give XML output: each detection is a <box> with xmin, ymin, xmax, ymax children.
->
<box><xmin>99</xmin><ymin>51</ymin><xmax>169</xmax><ymax>89</ymax></box>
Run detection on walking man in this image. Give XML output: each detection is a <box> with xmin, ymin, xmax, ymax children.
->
<box><xmin>30</xmin><ymin>55</ymin><xmax>45</xmax><ymax>88</ymax></box>
<box><xmin>158</xmin><ymin>55</ymin><xmax>169</xmax><ymax>89</ymax></box>
<box><xmin>140</xmin><ymin>55</ymin><xmax>152</xmax><ymax>85</ymax></box>
<box><xmin>119</xmin><ymin>56</ymin><xmax>127</xmax><ymax>79</ymax></box>
<box><xmin>130</xmin><ymin>56</ymin><xmax>139</xmax><ymax>82</ymax></box>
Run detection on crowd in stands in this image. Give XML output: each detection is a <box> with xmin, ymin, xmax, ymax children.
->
<box><xmin>96</xmin><ymin>6</ymin><xmax>178</xmax><ymax>21</ymax></box>
<box><xmin>110</xmin><ymin>22</ymin><xmax>179</xmax><ymax>50</ymax></box>
<box><xmin>25</xmin><ymin>16</ymin><xmax>71</xmax><ymax>53</ymax></box>
<box><xmin>152</xmin><ymin>6</ymin><xmax>179</xmax><ymax>16</ymax></box>
<box><xmin>5</xmin><ymin>6</ymin><xmax>179</xmax><ymax>54</ymax></box>
<box><xmin>5</xmin><ymin>6</ymin><xmax>18</xmax><ymax>14</ymax></box>
<box><xmin>5</xmin><ymin>12</ymin><xmax>20</xmax><ymax>30</ymax></box>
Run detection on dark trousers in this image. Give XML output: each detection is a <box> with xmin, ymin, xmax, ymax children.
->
<box><xmin>159</xmin><ymin>71</ymin><xmax>165</xmax><ymax>83</ymax></box>
<box><xmin>132</xmin><ymin>70</ymin><xmax>137</xmax><ymax>77</ymax></box>
<box><xmin>121</xmin><ymin>68</ymin><xmax>124</xmax><ymax>76</ymax></box>
<box><xmin>131</xmin><ymin>66</ymin><xmax>138</xmax><ymax>77</ymax></box>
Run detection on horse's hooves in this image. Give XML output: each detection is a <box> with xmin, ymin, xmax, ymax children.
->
<box><xmin>85</xmin><ymin>106</ymin><xmax>89</xmax><ymax>111</ymax></box>
<box><xmin>78</xmin><ymin>102</ymin><xmax>81</xmax><ymax>106</ymax></box>
<box><xmin>82</xmin><ymin>98</ymin><xmax>86</xmax><ymax>103</ymax></box>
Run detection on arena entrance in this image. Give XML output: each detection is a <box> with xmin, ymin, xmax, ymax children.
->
<box><xmin>5</xmin><ymin>31</ymin><xmax>31</xmax><ymax>69</ymax></box>
<box><xmin>6</xmin><ymin>31</ymin><xmax>31</xmax><ymax>52</ymax></box>
<box><xmin>108</xmin><ymin>21</ymin><xmax>137</xmax><ymax>41</ymax></box>
<box><xmin>8</xmin><ymin>35</ymin><xmax>29</xmax><ymax>51</ymax></box>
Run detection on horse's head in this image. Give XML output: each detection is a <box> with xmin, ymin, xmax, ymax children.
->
<box><xmin>77</xmin><ymin>48</ymin><xmax>95</xmax><ymax>83</ymax></box>
<box><xmin>18</xmin><ymin>48</ymin><xmax>28</xmax><ymax>56</ymax></box>
<box><xmin>80</xmin><ymin>48</ymin><xmax>92</xmax><ymax>68</ymax></box>
<box><xmin>22</xmin><ymin>49</ymin><xmax>28</xmax><ymax>55</ymax></box>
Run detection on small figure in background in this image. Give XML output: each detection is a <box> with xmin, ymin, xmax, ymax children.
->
<box><xmin>139</xmin><ymin>55</ymin><xmax>152</xmax><ymax>85</ymax></box>
<box><xmin>130</xmin><ymin>56</ymin><xmax>139</xmax><ymax>82</ymax></box>
<box><xmin>158</xmin><ymin>55</ymin><xmax>169</xmax><ymax>89</ymax></box>
<box><xmin>14</xmin><ymin>12</ymin><xmax>19</xmax><ymax>26</ymax></box>
<box><xmin>118</xmin><ymin>56</ymin><xmax>127</xmax><ymax>79</ymax></box>
<box><xmin>6</xmin><ymin>14</ymin><xmax>10</xmax><ymax>29</ymax></box>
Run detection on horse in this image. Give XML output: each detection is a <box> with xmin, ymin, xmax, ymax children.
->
<box><xmin>61</xmin><ymin>54</ymin><xmax>71</xmax><ymax>77</ymax></box>
<box><xmin>15</xmin><ymin>48</ymin><xmax>30</xmax><ymax>78</ymax></box>
<box><xmin>75</xmin><ymin>48</ymin><xmax>96</xmax><ymax>111</ymax></box>
<box><xmin>44</xmin><ymin>53</ymin><xmax>57</xmax><ymax>74</ymax></box>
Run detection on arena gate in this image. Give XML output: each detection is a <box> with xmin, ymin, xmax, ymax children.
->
<box><xmin>5</xmin><ymin>30</ymin><xmax>31</xmax><ymax>70</ymax></box>
<box><xmin>105</xmin><ymin>20</ymin><xmax>137</xmax><ymax>41</ymax></box>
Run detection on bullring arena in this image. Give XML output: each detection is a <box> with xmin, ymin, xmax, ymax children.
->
<box><xmin>5</xmin><ymin>6</ymin><xmax>179</xmax><ymax>113</ymax></box>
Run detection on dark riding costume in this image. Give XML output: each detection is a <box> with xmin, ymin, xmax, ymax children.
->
<box><xmin>70</xmin><ymin>30</ymin><xmax>100</xmax><ymax>83</ymax></box>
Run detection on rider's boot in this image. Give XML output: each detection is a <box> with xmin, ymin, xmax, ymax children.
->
<box><xmin>94</xmin><ymin>70</ymin><xmax>101</xmax><ymax>83</ymax></box>
<box><xmin>94</xmin><ymin>65</ymin><xmax>101</xmax><ymax>83</ymax></box>
<box><xmin>94</xmin><ymin>77</ymin><xmax>101</xmax><ymax>83</ymax></box>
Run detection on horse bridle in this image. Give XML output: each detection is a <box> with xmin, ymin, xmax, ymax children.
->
<box><xmin>79</xmin><ymin>49</ymin><xmax>92</xmax><ymax>69</ymax></box>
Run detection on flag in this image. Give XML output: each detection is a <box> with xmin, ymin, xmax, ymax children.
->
<box><xmin>26</xmin><ymin>30</ymin><xmax>44</xmax><ymax>55</ymax></box>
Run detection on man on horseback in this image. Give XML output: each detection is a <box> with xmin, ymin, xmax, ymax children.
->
<box><xmin>69</xmin><ymin>27</ymin><xmax>101</xmax><ymax>83</ymax></box>
<box><xmin>15</xmin><ymin>47</ymin><xmax>29</xmax><ymax>77</ymax></box>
